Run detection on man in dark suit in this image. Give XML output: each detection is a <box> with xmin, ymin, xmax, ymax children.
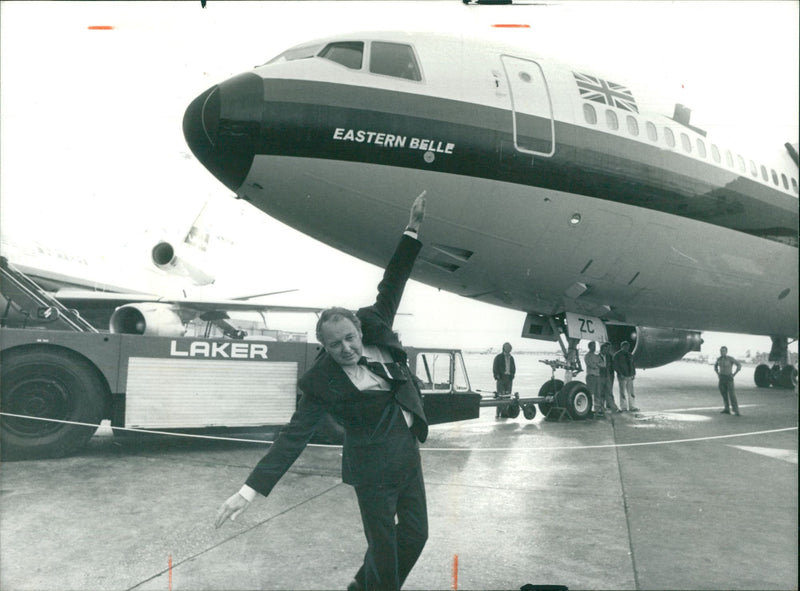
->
<box><xmin>492</xmin><ymin>342</ymin><xmax>516</xmax><ymax>417</ymax></box>
<box><xmin>215</xmin><ymin>193</ymin><xmax>429</xmax><ymax>591</ymax></box>
<box><xmin>492</xmin><ymin>342</ymin><xmax>516</xmax><ymax>393</ymax></box>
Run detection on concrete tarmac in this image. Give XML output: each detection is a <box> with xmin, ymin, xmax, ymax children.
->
<box><xmin>1</xmin><ymin>363</ymin><xmax>797</xmax><ymax>590</ymax></box>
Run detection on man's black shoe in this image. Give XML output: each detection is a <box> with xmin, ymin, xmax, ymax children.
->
<box><xmin>720</xmin><ymin>409</ymin><xmax>730</xmax><ymax>414</ymax></box>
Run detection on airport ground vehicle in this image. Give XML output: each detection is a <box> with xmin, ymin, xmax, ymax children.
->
<box><xmin>0</xmin><ymin>257</ymin><xmax>481</xmax><ymax>459</ymax></box>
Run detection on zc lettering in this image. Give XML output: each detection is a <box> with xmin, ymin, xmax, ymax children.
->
<box><xmin>579</xmin><ymin>318</ymin><xmax>595</xmax><ymax>334</ymax></box>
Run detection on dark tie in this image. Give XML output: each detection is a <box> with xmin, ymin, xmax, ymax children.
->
<box><xmin>358</xmin><ymin>357</ymin><xmax>395</xmax><ymax>382</ymax></box>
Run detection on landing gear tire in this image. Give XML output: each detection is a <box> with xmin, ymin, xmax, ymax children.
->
<box><xmin>561</xmin><ymin>381</ymin><xmax>592</xmax><ymax>420</ymax></box>
<box><xmin>522</xmin><ymin>403</ymin><xmax>537</xmax><ymax>420</ymax></box>
<box><xmin>754</xmin><ymin>364</ymin><xmax>772</xmax><ymax>388</ymax></box>
<box><xmin>537</xmin><ymin>379</ymin><xmax>564</xmax><ymax>417</ymax></box>
<box><xmin>1</xmin><ymin>349</ymin><xmax>105</xmax><ymax>460</ymax></box>
<box><xmin>779</xmin><ymin>365</ymin><xmax>798</xmax><ymax>389</ymax></box>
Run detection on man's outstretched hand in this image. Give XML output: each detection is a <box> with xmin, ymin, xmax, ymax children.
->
<box><xmin>215</xmin><ymin>492</ymin><xmax>250</xmax><ymax>528</ymax></box>
<box><xmin>407</xmin><ymin>191</ymin><xmax>426</xmax><ymax>232</ymax></box>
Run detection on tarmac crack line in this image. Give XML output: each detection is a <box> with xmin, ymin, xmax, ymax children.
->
<box><xmin>124</xmin><ymin>481</ymin><xmax>346</xmax><ymax>591</ymax></box>
<box><xmin>612</xmin><ymin>417</ymin><xmax>641</xmax><ymax>590</ymax></box>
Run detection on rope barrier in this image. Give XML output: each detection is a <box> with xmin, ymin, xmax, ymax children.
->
<box><xmin>0</xmin><ymin>411</ymin><xmax>340</xmax><ymax>448</ymax></box>
<box><xmin>1</xmin><ymin>411</ymin><xmax>796</xmax><ymax>452</ymax></box>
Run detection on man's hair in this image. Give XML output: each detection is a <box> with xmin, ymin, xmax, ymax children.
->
<box><xmin>315</xmin><ymin>307</ymin><xmax>362</xmax><ymax>343</ymax></box>
<box><xmin>588</xmin><ymin>341</ymin><xmax>596</xmax><ymax>350</ymax></box>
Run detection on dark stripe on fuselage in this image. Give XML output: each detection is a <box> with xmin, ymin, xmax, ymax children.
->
<box><xmin>246</xmin><ymin>78</ymin><xmax>798</xmax><ymax>247</ymax></box>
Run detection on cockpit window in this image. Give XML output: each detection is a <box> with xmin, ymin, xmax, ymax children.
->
<box><xmin>266</xmin><ymin>43</ymin><xmax>323</xmax><ymax>65</ymax></box>
<box><xmin>369</xmin><ymin>41</ymin><xmax>421</xmax><ymax>81</ymax></box>
<box><xmin>319</xmin><ymin>41</ymin><xmax>364</xmax><ymax>70</ymax></box>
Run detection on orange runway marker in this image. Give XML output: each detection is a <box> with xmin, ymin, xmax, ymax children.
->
<box><xmin>168</xmin><ymin>554</ymin><xmax>173</xmax><ymax>591</ymax></box>
<box><xmin>452</xmin><ymin>554</ymin><xmax>459</xmax><ymax>590</ymax></box>
<box><xmin>87</xmin><ymin>25</ymin><xmax>114</xmax><ymax>30</ymax></box>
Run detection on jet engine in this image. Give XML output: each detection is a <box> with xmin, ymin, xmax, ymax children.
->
<box><xmin>151</xmin><ymin>241</ymin><xmax>214</xmax><ymax>286</ymax></box>
<box><xmin>110</xmin><ymin>303</ymin><xmax>187</xmax><ymax>337</ymax></box>
<box><xmin>606</xmin><ymin>325</ymin><xmax>703</xmax><ymax>369</ymax></box>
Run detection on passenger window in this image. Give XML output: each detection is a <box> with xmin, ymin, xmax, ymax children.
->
<box><xmin>696</xmin><ymin>139</ymin><xmax>706</xmax><ymax>158</ymax></box>
<box><xmin>792</xmin><ymin>178</ymin><xmax>798</xmax><ymax>194</ymax></box>
<box><xmin>664</xmin><ymin>127</ymin><xmax>675</xmax><ymax>147</ymax></box>
<box><xmin>369</xmin><ymin>42</ymin><xmax>421</xmax><ymax>81</ymax></box>
<box><xmin>725</xmin><ymin>150</ymin><xmax>734</xmax><ymax>168</ymax></box>
<box><xmin>605</xmin><ymin>110</ymin><xmax>619</xmax><ymax>130</ymax></box>
<box><xmin>680</xmin><ymin>133</ymin><xmax>691</xmax><ymax>152</ymax></box>
<box><xmin>319</xmin><ymin>41</ymin><xmax>364</xmax><ymax>70</ymax></box>
<box><xmin>750</xmin><ymin>160</ymin><xmax>758</xmax><ymax>177</ymax></box>
<box><xmin>771</xmin><ymin>169</ymin><xmax>779</xmax><ymax>185</ymax></box>
<box><xmin>583</xmin><ymin>103</ymin><xmax>597</xmax><ymax>124</ymax></box>
<box><xmin>646</xmin><ymin>121</ymin><xmax>657</xmax><ymax>141</ymax></box>
<box><xmin>737</xmin><ymin>155</ymin><xmax>746</xmax><ymax>173</ymax></box>
<box><xmin>760</xmin><ymin>165</ymin><xmax>768</xmax><ymax>181</ymax></box>
<box><xmin>711</xmin><ymin>145</ymin><xmax>721</xmax><ymax>163</ymax></box>
<box><xmin>626</xmin><ymin>115</ymin><xmax>639</xmax><ymax>136</ymax></box>
<box><xmin>781</xmin><ymin>173</ymin><xmax>789</xmax><ymax>190</ymax></box>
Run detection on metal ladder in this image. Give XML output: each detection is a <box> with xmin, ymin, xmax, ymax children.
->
<box><xmin>0</xmin><ymin>256</ymin><xmax>98</xmax><ymax>332</ymax></box>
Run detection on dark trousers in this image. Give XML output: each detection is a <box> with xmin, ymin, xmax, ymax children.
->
<box><xmin>353</xmin><ymin>465</ymin><xmax>428</xmax><ymax>591</ymax></box>
<box><xmin>495</xmin><ymin>376</ymin><xmax>513</xmax><ymax>417</ymax></box>
<box><xmin>496</xmin><ymin>375</ymin><xmax>513</xmax><ymax>396</ymax></box>
<box><xmin>718</xmin><ymin>375</ymin><xmax>739</xmax><ymax>413</ymax></box>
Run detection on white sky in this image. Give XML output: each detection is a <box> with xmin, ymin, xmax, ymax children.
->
<box><xmin>1</xmin><ymin>1</ymin><xmax>798</xmax><ymax>356</ymax></box>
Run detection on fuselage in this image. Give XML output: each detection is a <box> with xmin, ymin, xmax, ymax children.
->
<box><xmin>184</xmin><ymin>30</ymin><xmax>798</xmax><ymax>338</ymax></box>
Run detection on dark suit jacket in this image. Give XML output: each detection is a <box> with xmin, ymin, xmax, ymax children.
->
<box><xmin>246</xmin><ymin>234</ymin><xmax>429</xmax><ymax>496</ymax></box>
<box><xmin>492</xmin><ymin>353</ymin><xmax>516</xmax><ymax>380</ymax></box>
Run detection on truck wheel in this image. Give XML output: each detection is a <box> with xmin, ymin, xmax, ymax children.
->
<box><xmin>1</xmin><ymin>349</ymin><xmax>105</xmax><ymax>460</ymax></box>
<box><xmin>561</xmin><ymin>381</ymin><xmax>592</xmax><ymax>420</ymax></box>
<box><xmin>506</xmin><ymin>402</ymin><xmax>520</xmax><ymax>419</ymax></box>
<box><xmin>537</xmin><ymin>379</ymin><xmax>564</xmax><ymax>417</ymax></box>
<box><xmin>522</xmin><ymin>404</ymin><xmax>537</xmax><ymax>420</ymax></box>
<box><xmin>754</xmin><ymin>364</ymin><xmax>772</xmax><ymax>388</ymax></box>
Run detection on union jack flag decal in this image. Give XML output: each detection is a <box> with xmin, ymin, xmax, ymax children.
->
<box><xmin>573</xmin><ymin>72</ymin><xmax>638</xmax><ymax>113</ymax></box>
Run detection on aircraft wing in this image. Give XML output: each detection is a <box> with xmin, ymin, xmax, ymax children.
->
<box><xmin>54</xmin><ymin>289</ymin><xmax>323</xmax><ymax>313</ymax></box>
<box><xmin>52</xmin><ymin>289</ymin><xmax>323</xmax><ymax>333</ymax></box>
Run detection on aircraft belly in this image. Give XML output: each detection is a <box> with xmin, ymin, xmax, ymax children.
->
<box><xmin>239</xmin><ymin>155</ymin><xmax>797</xmax><ymax>336</ymax></box>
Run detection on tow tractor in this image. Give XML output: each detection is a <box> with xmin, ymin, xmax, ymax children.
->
<box><xmin>0</xmin><ymin>257</ymin><xmax>482</xmax><ymax>459</ymax></box>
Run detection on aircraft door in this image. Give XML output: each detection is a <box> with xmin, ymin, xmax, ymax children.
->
<box><xmin>500</xmin><ymin>55</ymin><xmax>555</xmax><ymax>157</ymax></box>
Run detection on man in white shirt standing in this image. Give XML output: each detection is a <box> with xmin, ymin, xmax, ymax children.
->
<box><xmin>714</xmin><ymin>346</ymin><xmax>742</xmax><ymax>416</ymax></box>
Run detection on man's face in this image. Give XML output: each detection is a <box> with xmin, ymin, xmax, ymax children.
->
<box><xmin>720</xmin><ymin>347</ymin><xmax>728</xmax><ymax>356</ymax></box>
<box><xmin>319</xmin><ymin>317</ymin><xmax>363</xmax><ymax>366</ymax></box>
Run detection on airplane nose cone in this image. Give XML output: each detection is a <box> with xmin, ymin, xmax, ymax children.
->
<box><xmin>183</xmin><ymin>72</ymin><xmax>263</xmax><ymax>192</ymax></box>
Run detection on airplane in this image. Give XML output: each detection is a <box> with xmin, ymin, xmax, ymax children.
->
<box><xmin>0</xmin><ymin>203</ymin><xmax>318</xmax><ymax>340</ymax></box>
<box><xmin>0</xmin><ymin>203</ymin><xmax>219</xmax><ymax>295</ymax></box>
<box><xmin>182</xmin><ymin>28</ymin><xmax>799</xmax><ymax>403</ymax></box>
